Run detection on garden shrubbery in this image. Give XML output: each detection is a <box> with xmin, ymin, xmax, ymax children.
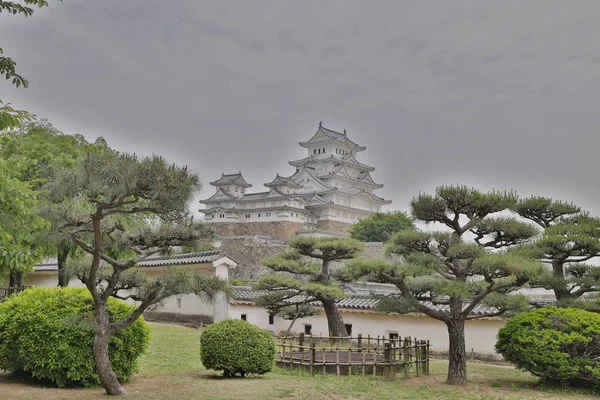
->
<box><xmin>200</xmin><ymin>319</ymin><xmax>275</xmax><ymax>377</ymax></box>
<box><xmin>0</xmin><ymin>287</ymin><xmax>150</xmax><ymax>387</ymax></box>
<box><xmin>496</xmin><ymin>307</ymin><xmax>600</xmax><ymax>385</ymax></box>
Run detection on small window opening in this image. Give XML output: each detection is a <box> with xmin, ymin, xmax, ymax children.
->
<box><xmin>241</xmin><ymin>314</ymin><xmax>247</xmax><ymax>321</ymax></box>
<box><xmin>304</xmin><ymin>324</ymin><xmax>312</xmax><ymax>335</ymax></box>
<box><xmin>269</xmin><ymin>315</ymin><xmax>274</xmax><ymax>325</ymax></box>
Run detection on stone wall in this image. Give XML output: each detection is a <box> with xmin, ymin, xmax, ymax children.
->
<box><xmin>208</xmin><ymin>221</ymin><xmax>305</xmax><ymax>241</ymax></box>
<box><xmin>220</xmin><ymin>237</ymin><xmax>386</xmax><ymax>279</ymax></box>
<box><xmin>317</xmin><ymin>220</ymin><xmax>354</xmax><ymax>234</ymax></box>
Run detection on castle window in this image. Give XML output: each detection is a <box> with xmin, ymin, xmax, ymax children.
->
<box><xmin>241</xmin><ymin>314</ymin><xmax>247</xmax><ymax>321</ymax></box>
<box><xmin>269</xmin><ymin>315</ymin><xmax>274</xmax><ymax>325</ymax></box>
<box><xmin>322</xmin><ymin>148</ymin><xmax>325</xmax><ymax>153</ymax></box>
<box><xmin>258</xmin><ymin>213</ymin><xmax>261</xmax><ymax>217</ymax></box>
<box><xmin>313</xmin><ymin>149</ymin><xmax>316</xmax><ymax>154</ymax></box>
<box><xmin>245</xmin><ymin>214</ymin><xmax>250</xmax><ymax>218</ymax></box>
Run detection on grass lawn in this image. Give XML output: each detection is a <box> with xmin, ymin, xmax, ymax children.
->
<box><xmin>0</xmin><ymin>322</ymin><xmax>597</xmax><ymax>400</ymax></box>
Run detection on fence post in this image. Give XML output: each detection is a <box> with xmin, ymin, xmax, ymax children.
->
<box><xmin>383</xmin><ymin>342</ymin><xmax>391</xmax><ymax>380</ymax></box>
<box><xmin>415</xmin><ymin>340</ymin><xmax>420</xmax><ymax>377</ymax></box>
<box><xmin>299</xmin><ymin>332</ymin><xmax>305</xmax><ymax>347</ymax></box>
<box><xmin>310</xmin><ymin>343</ymin><xmax>316</xmax><ymax>376</ymax></box>
<box><xmin>403</xmin><ymin>337</ymin><xmax>409</xmax><ymax>378</ymax></box>
<box><xmin>357</xmin><ymin>333</ymin><xmax>362</xmax><ymax>349</ymax></box>
<box><xmin>425</xmin><ymin>340</ymin><xmax>429</xmax><ymax>375</ymax></box>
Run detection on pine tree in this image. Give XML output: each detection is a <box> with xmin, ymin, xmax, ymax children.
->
<box><xmin>254</xmin><ymin>237</ymin><xmax>364</xmax><ymax>337</ymax></box>
<box><xmin>343</xmin><ymin>186</ymin><xmax>548</xmax><ymax>385</ymax></box>
<box><xmin>513</xmin><ymin>197</ymin><xmax>600</xmax><ymax>306</ymax></box>
<box><xmin>43</xmin><ymin>150</ymin><xmax>226</xmax><ymax>395</ymax></box>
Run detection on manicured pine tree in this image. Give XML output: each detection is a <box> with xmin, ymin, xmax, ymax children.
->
<box><xmin>343</xmin><ymin>186</ymin><xmax>548</xmax><ymax>385</ymax></box>
<box><xmin>254</xmin><ymin>237</ymin><xmax>364</xmax><ymax>338</ymax></box>
<box><xmin>513</xmin><ymin>197</ymin><xmax>600</xmax><ymax>306</ymax></box>
<box><xmin>43</xmin><ymin>150</ymin><xmax>226</xmax><ymax>396</ymax></box>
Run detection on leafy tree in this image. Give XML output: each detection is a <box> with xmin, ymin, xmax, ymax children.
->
<box><xmin>513</xmin><ymin>197</ymin><xmax>600</xmax><ymax>305</ymax></box>
<box><xmin>1</xmin><ymin>1</ymin><xmax>59</xmax><ymax>130</ymax></box>
<box><xmin>0</xmin><ymin>159</ymin><xmax>47</xmax><ymax>282</ymax></box>
<box><xmin>349</xmin><ymin>211</ymin><xmax>415</xmax><ymax>243</ymax></box>
<box><xmin>343</xmin><ymin>186</ymin><xmax>548</xmax><ymax>385</ymax></box>
<box><xmin>0</xmin><ymin>120</ymin><xmax>107</xmax><ymax>286</ymax></box>
<box><xmin>254</xmin><ymin>237</ymin><xmax>364</xmax><ymax>337</ymax></box>
<box><xmin>43</xmin><ymin>150</ymin><xmax>226</xmax><ymax>395</ymax></box>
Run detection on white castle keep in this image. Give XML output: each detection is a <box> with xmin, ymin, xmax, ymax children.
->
<box><xmin>200</xmin><ymin>123</ymin><xmax>391</xmax><ymax>240</ymax></box>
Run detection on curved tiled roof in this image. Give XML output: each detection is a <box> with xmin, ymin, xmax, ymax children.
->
<box><xmin>210</xmin><ymin>172</ymin><xmax>252</xmax><ymax>188</ymax></box>
<box><xmin>231</xmin><ymin>282</ymin><xmax>500</xmax><ymax>317</ymax></box>
<box><xmin>133</xmin><ymin>251</ymin><xmax>233</xmax><ymax>267</ymax></box>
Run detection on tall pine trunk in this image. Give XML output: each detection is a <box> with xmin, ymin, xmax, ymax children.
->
<box><xmin>322</xmin><ymin>299</ymin><xmax>348</xmax><ymax>337</ymax></box>
<box><xmin>93</xmin><ymin>305</ymin><xmax>127</xmax><ymax>395</ymax></box>
<box><xmin>57</xmin><ymin>247</ymin><xmax>70</xmax><ymax>287</ymax></box>
<box><xmin>446</xmin><ymin>319</ymin><xmax>467</xmax><ymax>385</ymax></box>
<box><xmin>551</xmin><ymin>260</ymin><xmax>572</xmax><ymax>302</ymax></box>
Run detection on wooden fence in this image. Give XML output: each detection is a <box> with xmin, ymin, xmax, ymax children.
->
<box><xmin>0</xmin><ymin>286</ymin><xmax>29</xmax><ymax>302</ymax></box>
<box><xmin>276</xmin><ymin>333</ymin><xmax>430</xmax><ymax>380</ymax></box>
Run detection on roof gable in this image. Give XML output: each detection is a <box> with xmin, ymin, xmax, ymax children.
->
<box><xmin>299</xmin><ymin>123</ymin><xmax>366</xmax><ymax>151</ymax></box>
<box><xmin>200</xmin><ymin>188</ymin><xmax>236</xmax><ymax>203</ymax></box>
<box><xmin>290</xmin><ymin>167</ymin><xmax>335</xmax><ymax>192</ymax></box>
<box><xmin>210</xmin><ymin>172</ymin><xmax>252</xmax><ymax>188</ymax></box>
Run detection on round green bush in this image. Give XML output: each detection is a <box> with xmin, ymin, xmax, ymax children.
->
<box><xmin>496</xmin><ymin>307</ymin><xmax>600</xmax><ymax>384</ymax></box>
<box><xmin>0</xmin><ymin>287</ymin><xmax>150</xmax><ymax>387</ymax></box>
<box><xmin>200</xmin><ymin>319</ymin><xmax>275</xmax><ymax>377</ymax></box>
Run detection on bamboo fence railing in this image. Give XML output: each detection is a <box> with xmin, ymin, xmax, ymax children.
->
<box><xmin>276</xmin><ymin>333</ymin><xmax>430</xmax><ymax>380</ymax></box>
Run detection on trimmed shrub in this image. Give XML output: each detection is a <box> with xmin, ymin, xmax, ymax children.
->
<box><xmin>0</xmin><ymin>287</ymin><xmax>150</xmax><ymax>387</ymax></box>
<box><xmin>496</xmin><ymin>307</ymin><xmax>600</xmax><ymax>384</ymax></box>
<box><xmin>200</xmin><ymin>319</ymin><xmax>275</xmax><ymax>377</ymax></box>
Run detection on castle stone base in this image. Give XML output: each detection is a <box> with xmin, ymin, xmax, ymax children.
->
<box><xmin>317</xmin><ymin>220</ymin><xmax>354</xmax><ymax>234</ymax></box>
<box><xmin>208</xmin><ymin>221</ymin><xmax>306</xmax><ymax>241</ymax></box>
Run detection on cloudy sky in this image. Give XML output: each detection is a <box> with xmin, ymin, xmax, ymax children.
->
<box><xmin>2</xmin><ymin>0</ymin><xmax>600</xmax><ymax>215</ymax></box>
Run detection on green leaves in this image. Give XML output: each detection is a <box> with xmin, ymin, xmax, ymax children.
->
<box><xmin>513</xmin><ymin>196</ymin><xmax>581</xmax><ymax>228</ymax></box>
<box><xmin>349</xmin><ymin>211</ymin><xmax>415</xmax><ymax>243</ymax></box>
<box><xmin>496</xmin><ymin>307</ymin><xmax>600</xmax><ymax>383</ymax></box>
<box><xmin>411</xmin><ymin>185</ymin><xmax>517</xmax><ymax>230</ymax></box>
<box><xmin>0</xmin><ymin>287</ymin><xmax>150</xmax><ymax>387</ymax></box>
<box><xmin>200</xmin><ymin>319</ymin><xmax>275</xmax><ymax>377</ymax></box>
<box><xmin>261</xmin><ymin>252</ymin><xmax>320</xmax><ymax>275</ymax></box>
<box><xmin>289</xmin><ymin>236</ymin><xmax>365</xmax><ymax>260</ymax></box>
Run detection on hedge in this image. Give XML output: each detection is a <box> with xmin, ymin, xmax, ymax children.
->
<box><xmin>0</xmin><ymin>287</ymin><xmax>150</xmax><ymax>387</ymax></box>
<box><xmin>200</xmin><ymin>319</ymin><xmax>275</xmax><ymax>377</ymax></box>
<box><xmin>496</xmin><ymin>306</ymin><xmax>600</xmax><ymax>384</ymax></box>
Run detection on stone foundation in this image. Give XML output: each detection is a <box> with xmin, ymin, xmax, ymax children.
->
<box><xmin>317</xmin><ymin>220</ymin><xmax>354</xmax><ymax>233</ymax></box>
<box><xmin>208</xmin><ymin>221</ymin><xmax>306</xmax><ymax>241</ymax></box>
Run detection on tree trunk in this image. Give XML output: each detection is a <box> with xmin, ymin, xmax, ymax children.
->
<box><xmin>93</xmin><ymin>306</ymin><xmax>126</xmax><ymax>395</ymax></box>
<box><xmin>321</xmin><ymin>299</ymin><xmax>348</xmax><ymax>338</ymax></box>
<box><xmin>9</xmin><ymin>271</ymin><xmax>23</xmax><ymax>287</ymax></box>
<box><xmin>446</xmin><ymin>319</ymin><xmax>467</xmax><ymax>385</ymax></box>
<box><xmin>57</xmin><ymin>247</ymin><xmax>70</xmax><ymax>287</ymax></box>
<box><xmin>551</xmin><ymin>260</ymin><xmax>572</xmax><ymax>302</ymax></box>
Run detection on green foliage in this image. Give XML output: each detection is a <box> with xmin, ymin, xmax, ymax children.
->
<box><xmin>0</xmin><ymin>159</ymin><xmax>47</xmax><ymax>277</ymax></box>
<box><xmin>496</xmin><ymin>307</ymin><xmax>600</xmax><ymax>384</ymax></box>
<box><xmin>513</xmin><ymin>197</ymin><xmax>600</xmax><ymax>302</ymax></box>
<box><xmin>200</xmin><ymin>319</ymin><xmax>275</xmax><ymax>377</ymax></box>
<box><xmin>343</xmin><ymin>184</ymin><xmax>547</xmax><ymax>384</ymax></box>
<box><xmin>257</xmin><ymin>237</ymin><xmax>364</xmax><ymax>336</ymax></box>
<box><xmin>1</xmin><ymin>1</ymin><xmax>59</xmax><ymax>130</ymax></box>
<box><xmin>349</xmin><ymin>211</ymin><xmax>415</xmax><ymax>243</ymax></box>
<box><xmin>0</xmin><ymin>287</ymin><xmax>150</xmax><ymax>387</ymax></box>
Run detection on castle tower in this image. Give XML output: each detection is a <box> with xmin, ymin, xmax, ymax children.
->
<box><xmin>200</xmin><ymin>123</ymin><xmax>391</xmax><ymax>240</ymax></box>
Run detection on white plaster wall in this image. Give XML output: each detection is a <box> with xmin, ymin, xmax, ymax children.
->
<box><xmin>26</xmin><ymin>263</ymin><xmax>226</xmax><ymax>320</ymax></box>
<box><xmin>230</xmin><ymin>304</ymin><xmax>505</xmax><ymax>355</ymax></box>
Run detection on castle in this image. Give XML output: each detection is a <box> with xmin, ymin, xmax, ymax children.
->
<box><xmin>200</xmin><ymin>123</ymin><xmax>391</xmax><ymax>240</ymax></box>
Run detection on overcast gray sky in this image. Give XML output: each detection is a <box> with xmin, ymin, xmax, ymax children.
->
<box><xmin>2</xmin><ymin>0</ymin><xmax>599</xmax><ymax>215</ymax></box>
